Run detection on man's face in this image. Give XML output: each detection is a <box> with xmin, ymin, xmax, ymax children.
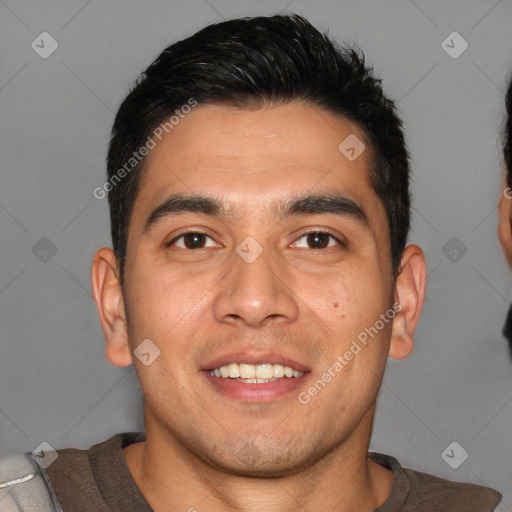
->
<box><xmin>121</xmin><ymin>102</ymin><xmax>397</xmax><ymax>476</ymax></box>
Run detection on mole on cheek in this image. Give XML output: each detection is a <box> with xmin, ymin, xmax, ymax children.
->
<box><xmin>333</xmin><ymin>303</ymin><xmax>339</xmax><ymax>308</ymax></box>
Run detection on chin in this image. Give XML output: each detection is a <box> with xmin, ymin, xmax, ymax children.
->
<box><xmin>213</xmin><ymin>459</ymin><xmax>306</xmax><ymax>479</ymax></box>
<box><xmin>201</xmin><ymin>439</ymin><xmax>326</xmax><ymax>479</ymax></box>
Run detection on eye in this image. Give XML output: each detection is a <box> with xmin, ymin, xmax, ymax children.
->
<box><xmin>167</xmin><ymin>231</ymin><xmax>220</xmax><ymax>250</ymax></box>
<box><xmin>291</xmin><ymin>230</ymin><xmax>343</xmax><ymax>250</ymax></box>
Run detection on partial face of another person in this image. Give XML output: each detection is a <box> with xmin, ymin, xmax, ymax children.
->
<box><xmin>93</xmin><ymin>102</ymin><xmax>423</xmax><ymax>477</ymax></box>
<box><xmin>498</xmin><ymin>79</ymin><xmax>512</xmax><ymax>268</ymax></box>
<box><xmin>498</xmin><ymin>184</ymin><xmax>512</xmax><ymax>268</ymax></box>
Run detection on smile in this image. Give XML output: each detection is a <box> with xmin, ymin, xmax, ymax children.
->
<box><xmin>208</xmin><ymin>363</ymin><xmax>305</xmax><ymax>382</ymax></box>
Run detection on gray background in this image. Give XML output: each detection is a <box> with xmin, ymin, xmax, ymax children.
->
<box><xmin>1</xmin><ymin>0</ymin><xmax>511</xmax><ymax>504</ymax></box>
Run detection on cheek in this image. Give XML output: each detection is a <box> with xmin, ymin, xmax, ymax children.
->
<box><xmin>312</xmin><ymin>267</ymin><xmax>390</xmax><ymax>337</ymax></box>
<box><xmin>498</xmin><ymin>207</ymin><xmax>512</xmax><ymax>247</ymax></box>
<box><xmin>127</xmin><ymin>262</ymin><xmax>220</xmax><ymax>354</ymax></box>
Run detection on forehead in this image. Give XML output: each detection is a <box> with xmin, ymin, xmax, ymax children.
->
<box><xmin>131</xmin><ymin>102</ymin><xmax>387</xmax><ymax>232</ymax></box>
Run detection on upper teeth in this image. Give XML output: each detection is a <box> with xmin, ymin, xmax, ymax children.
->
<box><xmin>209</xmin><ymin>363</ymin><xmax>304</xmax><ymax>379</ymax></box>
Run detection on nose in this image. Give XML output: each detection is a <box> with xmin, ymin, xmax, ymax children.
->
<box><xmin>212</xmin><ymin>242</ymin><xmax>300</xmax><ymax>328</ymax></box>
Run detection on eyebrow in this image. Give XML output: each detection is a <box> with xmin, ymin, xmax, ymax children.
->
<box><xmin>143</xmin><ymin>193</ymin><xmax>369</xmax><ymax>233</ymax></box>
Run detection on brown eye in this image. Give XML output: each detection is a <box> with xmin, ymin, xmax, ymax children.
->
<box><xmin>306</xmin><ymin>232</ymin><xmax>331</xmax><ymax>249</ymax></box>
<box><xmin>292</xmin><ymin>230</ymin><xmax>341</xmax><ymax>250</ymax></box>
<box><xmin>168</xmin><ymin>232</ymin><xmax>218</xmax><ymax>250</ymax></box>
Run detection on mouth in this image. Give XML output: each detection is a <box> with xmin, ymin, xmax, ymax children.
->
<box><xmin>200</xmin><ymin>355</ymin><xmax>311</xmax><ymax>402</ymax></box>
<box><xmin>207</xmin><ymin>362</ymin><xmax>304</xmax><ymax>383</ymax></box>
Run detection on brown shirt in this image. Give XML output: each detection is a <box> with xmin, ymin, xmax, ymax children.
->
<box><xmin>44</xmin><ymin>432</ymin><xmax>502</xmax><ymax>512</ymax></box>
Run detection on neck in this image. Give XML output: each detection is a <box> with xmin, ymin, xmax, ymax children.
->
<box><xmin>124</xmin><ymin>406</ymin><xmax>393</xmax><ymax>512</ymax></box>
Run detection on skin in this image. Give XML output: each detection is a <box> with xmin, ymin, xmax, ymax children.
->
<box><xmin>498</xmin><ymin>175</ymin><xmax>512</xmax><ymax>268</ymax></box>
<box><xmin>92</xmin><ymin>102</ymin><xmax>426</xmax><ymax>512</ymax></box>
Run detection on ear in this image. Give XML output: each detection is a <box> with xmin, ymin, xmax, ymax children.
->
<box><xmin>498</xmin><ymin>185</ymin><xmax>512</xmax><ymax>269</ymax></box>
<box><xmin>91</xmin><ymin>248</ymin><xmax>132</xmax><ymax>367</ymax></box>
<box><xmin>388</xmin><ymin>244</ymin><xmax>427</xmax><ymax>360</ymax></box>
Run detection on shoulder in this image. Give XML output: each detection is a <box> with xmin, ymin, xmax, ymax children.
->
<box><xmin>0</xmin><ymin>433</ymin><xmax>144</xmax><ymax>512</ymax></box>
<box><xmin>370</xmin><ymin>452</ymin><xmax>503</xmax><ymax>512</ymax></box>
<box><xmin>0</xmin><ymin>452</ymin><xmax>60</xmax><ymax>511</ymax></box>
<box><xmin>41</xmin><ymin>431</ymin><xmax>146</xmax><ymax>512</ymax></box>
<box><xmin>403</xmin><ymin>466</ymin><xmax>503</xmax><ymax>511</ymax></box>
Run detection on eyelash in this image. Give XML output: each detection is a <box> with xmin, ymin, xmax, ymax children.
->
<box><xmin>166</xmin><ymin>229</ymin><xmax>345</xmax><ymax>250</ymax></box>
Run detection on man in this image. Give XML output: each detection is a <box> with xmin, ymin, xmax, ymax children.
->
<box><xmin>498</xmin><ymin>75</ymin><xmax>512</xmax><ymax>350</ymax></box>
<box><xmin>0</xmin><ymin>14</ymin><xmax>502</xmax><ymax>511</ymax></box>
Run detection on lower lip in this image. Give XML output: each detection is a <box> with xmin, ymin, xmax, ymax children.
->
<box><xmin>201</xmin><ymin>371</ymin><xmax>310</xmax><ymax>402</ymax></box>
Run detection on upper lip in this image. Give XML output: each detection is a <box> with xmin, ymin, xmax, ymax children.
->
<box><xmin>200</xmin><ymin>352</ymin><xmax>310</xmax><ymax>373</ymax></box>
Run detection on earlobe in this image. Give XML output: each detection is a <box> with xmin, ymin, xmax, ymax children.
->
<box><xmin>388</xmin><ymin>244</ymin><xmax>427</xmax><ymax>360</ymax></box>
<box><xmin>91</xmin><ymin>248</ymin><xmax>133</xmax><ymax>367</ymax></box>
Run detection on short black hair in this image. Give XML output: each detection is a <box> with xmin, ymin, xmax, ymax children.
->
<box><xmin>505</xmin><ymin>75</ymin><xmax>512</xmax><ymax>186</ymax></box>
<box><xmin>106</xmin><ymin>14</ymin><xmax>410</xmax><ymax>283</ymax></box>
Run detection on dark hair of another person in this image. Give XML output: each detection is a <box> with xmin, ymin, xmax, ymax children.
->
<box><xmin>106</xmin><ymin>14</ymin><xmax>410</xmax><ymax>283</ymax></box>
